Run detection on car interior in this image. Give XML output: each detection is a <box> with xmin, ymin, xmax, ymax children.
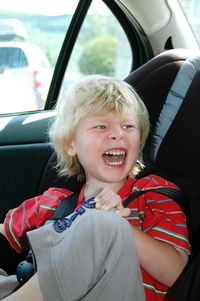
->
<box><xmin>2</xmin><ymin>47</ymin><xmax>200</xmax><ymax>251</ymax></box>
<box><xmin>0</xmin><ymin>0</ymin><xmax>200</xmax><ymax>298</ymax></box>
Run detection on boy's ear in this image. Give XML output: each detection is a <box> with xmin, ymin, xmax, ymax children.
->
<box><xmin>66</xmin><ymin>141</ymin><xmax>76</xmax><ymax>157</ymax></box>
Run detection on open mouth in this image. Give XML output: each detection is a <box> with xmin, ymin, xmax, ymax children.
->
<box><xmin>102</xmin><ymin>150</ymin><xmax>127</xmax><ymax>166</ymax></box>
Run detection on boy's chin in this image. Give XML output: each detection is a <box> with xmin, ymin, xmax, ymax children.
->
<box><xmin>100</xmin><ymin>173</ymin><xmax>128</xmax><ymax>184</ymax></box>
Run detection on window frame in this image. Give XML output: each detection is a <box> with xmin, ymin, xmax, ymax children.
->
<box><xmin>45</xmin><ymin>0</ymin><xmax>153</xmax><ymax>110</ymax></box>
<box><xmin>45</xmin><ymin>0</ymin><xmax>92</xmax><ymax>110</ymax></box>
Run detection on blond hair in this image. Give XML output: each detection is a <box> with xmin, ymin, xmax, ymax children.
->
<box><xmin>49</xmin><ymin>75</ymin><xmax>150</xmax><ymax>179</ymax></box>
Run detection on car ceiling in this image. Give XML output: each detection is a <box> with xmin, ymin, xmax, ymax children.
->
<box><xmin>117</xmin><ymin>0</ymin><xmax>199</xmax><ymax>54</ymax></box>
<box><xmin>118</xmin><ymin>0</ymin><xmax>170</xmax><ymax>35</ymax></box>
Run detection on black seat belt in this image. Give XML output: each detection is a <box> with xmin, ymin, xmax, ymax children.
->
<box><xmin>16</xmin><ymin>191</ymin><xmax>80</xmax><ymax>286</ymax></box>
<box><xmin>51</xmin><ymin>187</ymin><xmax>184</xmax><ymax>219</ymax></box>
<box><xmin>50</xmin><ymin>192</ymin><xmax>80</xmax><ymax>219</ymax></box>
<box><xmin>123</xmin><ymin>187</ymin><xmax>185</xmax><ymax>207</ymax></box>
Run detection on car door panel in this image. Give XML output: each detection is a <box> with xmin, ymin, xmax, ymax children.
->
<box><xmin>0</xmin><ymin>112</ymin><xmax>55</xmax><ymax>222</ymax></box>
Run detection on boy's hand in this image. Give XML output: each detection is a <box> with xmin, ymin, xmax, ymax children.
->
<box><xmin>0</xmin><ymin>223</ymin><xmax>6</xmax><ymax>237</ymax></box>
<box><xmin>94</xmin><ymin>188</ymin><xmax>130</xmax><ymax>218</ymax></box>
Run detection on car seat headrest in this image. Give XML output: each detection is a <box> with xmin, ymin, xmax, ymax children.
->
<box><xmin>150</xmin><ymin>55</ymin><xmax>200</xmax><ymax>182</ymax></box>
<box><xmin>125</xmin><ymin>49</ymin><xmax>200</xmax><ymax>183</ymax></box>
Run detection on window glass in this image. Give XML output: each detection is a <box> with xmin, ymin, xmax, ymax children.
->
<box><xmin>0</xmin><ymin>0</ymin><xmax>132</xmax><ymax>114</ymax></box>
<box><xmin>178</xmin><ymin>0</ymin><xmax>200</xmax><ymax>47</ymax></box>
<box><xmin>0</xmin><ymin>0</ymin><xmax>77</xmax><ymax>114</ymax></box>
<box><xmin>0</xmin><ymin>47</ymin><xmax>28</xmax><ymax>69</ymax></box>
<box><xmin>60</xmin><ymin>0</ymin><xmax>132</xmax><ymax>95</ymax></box>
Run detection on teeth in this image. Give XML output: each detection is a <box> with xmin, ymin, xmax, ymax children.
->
<box><xmin>104</xmin><ymin>151</ymin><xmax>125</xmax><ymax>156</ymax></box>
<box><xmin>109</xmin><ymin>161</ymin><xmax>123</xmax><ymax>165</ymax></box>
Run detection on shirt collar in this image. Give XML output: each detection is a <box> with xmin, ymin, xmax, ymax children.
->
<box><xmin>76</xmin><ymin>176</ymin><xmax>136</xmax><ymax>208</ymax></box>
<box><xmin>117</xmin><ymin>177</ymin><xmax>136</xmax><ymax>201</ymax></box>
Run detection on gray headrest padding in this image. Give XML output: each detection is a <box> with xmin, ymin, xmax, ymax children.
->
<box><xmin>151</xmin><ymin>56</ymin><xmax>200</xmax><ymax>161</ymax></box>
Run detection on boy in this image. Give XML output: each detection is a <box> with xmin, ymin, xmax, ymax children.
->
<box><xmin>0</xmin><ymin>76</ymin><xmax>190</xmax><ymax>300</ymax></box>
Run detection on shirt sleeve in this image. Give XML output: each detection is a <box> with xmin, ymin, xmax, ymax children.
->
<box><xmin>126</xmin><ymin>175</ymin><xmax>191</xmax><ymax>255</ymax></box>
<box><xmin>4</xmin><ymin>187</ymin><xmax>72</xmax><ymax>253</ymax></box>
<box><xmin>142</xmin><ymin>190</ymin><xmax>191</xmax><ymax>254</ymax></box>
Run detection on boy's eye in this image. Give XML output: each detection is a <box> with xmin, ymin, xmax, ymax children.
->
<box><xmin>95</xmin><ymin>125</ymin><xmax>106</xmax><ymax>129</ymax></box>
<box><xmin>121</xmin><ymin>124</ymin><xmax>135</xmax><ymax>129</ymax></box>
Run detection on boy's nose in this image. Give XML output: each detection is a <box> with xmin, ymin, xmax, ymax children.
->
<box><xmin>109</xmin><ymin>127</ymin><xmax>124</xmax><ymax>140</ymax></box>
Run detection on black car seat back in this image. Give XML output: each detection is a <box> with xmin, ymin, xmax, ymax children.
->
<box><xmin>125</xmin><ymin>48</ymin><xmax>200</xmax><ymax>255</ymax></box>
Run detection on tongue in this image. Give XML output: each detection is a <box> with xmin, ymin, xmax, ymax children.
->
<box><xmin>103</xmin><ymin>154</ymin><xmax>123</xmax><ymax>164</ymax></box>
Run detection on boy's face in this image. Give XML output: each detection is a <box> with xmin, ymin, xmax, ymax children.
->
<box><xmin>67</xmin><ymin>111</ymin><xmax>140</xmax><ymax>187</ymax></box>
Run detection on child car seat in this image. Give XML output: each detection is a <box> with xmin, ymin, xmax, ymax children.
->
<box><xmin>125</xmin><ymin>49</ymin><xmax>200</xmax><ymax>301</ymax></box>
<box><xmin>39</xmin><ymin>49</ymin><xmax>200</xmax><ymax>256</ymax></box>
<box><xmin>124</xmin><ymin>48</ymin><xmax>200</xmax><ymax>256</ymax></box>
<box><xmin>36</xmin><ymin>49</ymin><xmax>200</xmax><ymax>300</ymax></box>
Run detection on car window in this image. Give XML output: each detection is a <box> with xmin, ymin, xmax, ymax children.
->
<box><xmin>0</xmin><ymin>1</ymin><xmax>76</xmax><ymax>115</ymax></box>
<box><xmin>60</xmin><ymin>0</ymin><xmax>132</xmax><ymax>96</ymax></box>
<box><xmin>0</xmin><ymin>0</ymin><xmax>138</xmax><ymax>115</ymax></box>
<box><xmin>178</xmin><ymin>0</ymin><xmax>200</xmax><ymax>47</ymax></box>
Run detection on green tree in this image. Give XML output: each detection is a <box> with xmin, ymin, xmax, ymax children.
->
<box><xmin>79</xmin><ymin>35</ymin><xmax>117</xmax><ymax>75</ymax></box>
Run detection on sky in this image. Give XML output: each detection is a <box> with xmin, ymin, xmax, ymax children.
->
<box><xmin>0</xmin><ymin>0</ymin><xmax>79</xmax><ymax>16</ymax></box>
<box><xmin>0</xmin><ymin>0</ymin><xmax>107</xmax><ymax>16</ymax></box>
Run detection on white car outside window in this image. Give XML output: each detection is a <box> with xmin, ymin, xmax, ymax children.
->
<box><xmin>0</xmin><ymin>42</ymin><xmax>52</xmax><ymax>114</ymax></box>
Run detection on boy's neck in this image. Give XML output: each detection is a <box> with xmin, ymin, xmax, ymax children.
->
<box><xmin>84</xmin><ymin>179</ymin><xmax>127</xmax><ymax>200</ymax></box>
